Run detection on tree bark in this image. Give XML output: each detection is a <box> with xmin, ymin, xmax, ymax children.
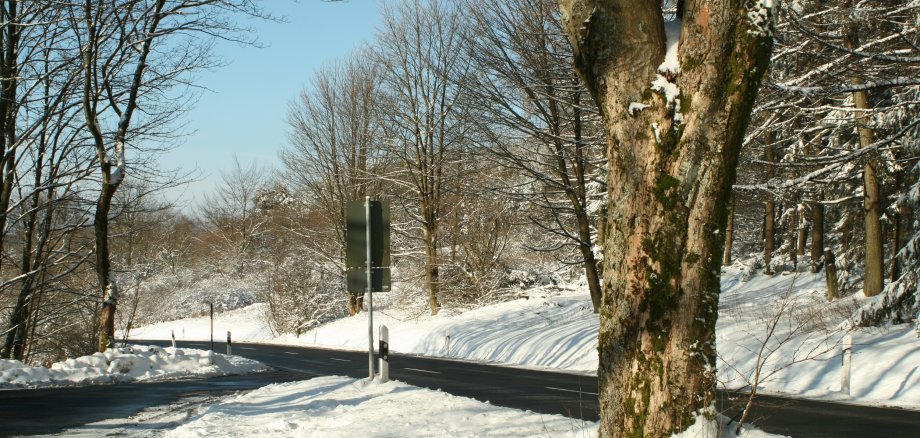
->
<box><xmin>890</xmin><ymin>203</ymin><xmax>906</xmax><ymax>283</ymax></box>
<box><xmin>423</xmin><ymin>223</ymin><xmax>442</xmax><ymax>315</ymax></box>
<box><xmin>0</xmin><ymin>0</ymin><xmax>20</xmax><ymax>276</ymax></box>
<box><xmin>825</xmin><ymin>249</ymin><xmax>839</xmax><ymax>301</ymax></box>
<box><xmin>789</xmin><ymin>206</ymin><xmax>798</xmax><ymax>269</ymax></box>
<box><xmin>763</xmin><ymin>141</ymin><xmax>775</xmax><ymax>275</ymax></box>
<box><xmin>846</xmin><ymin>22</ymin><xmax>883</xmax><ymax>297</ymax></box>
<box><xmin>558</xmin><ymin>1</ymin><xmax>773</xmax><ymax>435</ymax></box>
<box><xmin>723</xmin><ymin>194</ymin><xmax>734</xmax><ymax>266</ymax></box>
<box><xmin>810</xmin><ymin>199</ymin><xmax>824</xmax><ymax>273</ymax></box>
<box><xmin>796</xmin><ymin>205</ymin><xmax>808</xmax><ymax>257</ymax></box>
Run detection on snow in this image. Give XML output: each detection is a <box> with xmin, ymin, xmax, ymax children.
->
<box><xmin>673</xmin><ymin>411</ymin><xmax>782</xmax><ymax>438</ymax></box>
<box><xmin>0</xmin><ymin>345</ymin><xmax>268</xmax><ymax>388</ymax></box>
<box><xmin>134</xmin><ymin>266</ymin><xmax>920</xmax><ymax>411</ymax></box>
<box><xmin>157</xmin><ymin>375</ymin><xmax>597</xmax><ymax>437</ymax></box>
<box><xmin>650</xmin><ymin>19</ymin><xmax>683</xmax><ymax>123</ymax></box>
<box><xmin>133</xmin><ymin>291</ymin><xmax>600</xmax><ymax>372</ymax></box>
<box><xmin>747</xmin><ymin>0</ymin><xmax>774</xmax><ymax>37</ymax></box>
<box><xmin>717</xmin><ymin>263</ymin><xmax>920</xmax><ymax>410</ymax></box>
<box><xmin>629</xmin><ymin>101</ymin><xmax>651</xmax><ymax>115</ymax></box>
<box><xmin>651</xmin><ymin>75</ymin><xmax>681</xmax><ymax>106</ymax></box>
<box><xmin>659</xmin><ymin>19</ymin><xmax>682</xmax><ymax>76</ymax></box>
<box><xmin>13</xmin><ymin>263</ymin><xmax>920</xmax><ymax>436</ymax></box>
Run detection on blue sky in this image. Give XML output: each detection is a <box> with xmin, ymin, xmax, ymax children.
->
<box><xmin>160</xmin><ymin>0</ymin><xmax>381</xmax><ymax>209</ymax></box>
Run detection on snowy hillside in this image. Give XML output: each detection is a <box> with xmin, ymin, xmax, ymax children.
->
<box><xmin>133</xmin><ymin>266</ymin><xmax>920</xmax><ymax>410</ymax></box>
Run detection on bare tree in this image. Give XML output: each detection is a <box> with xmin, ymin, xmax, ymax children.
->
<box><xmin>69</xmin><ymin>0</ymin><xmax>265</xmax><ymax>351</ymax></box>
<box><xmin>557</xmin><ymin>1</ymin><xmax>774</xmax><ymax>434</ymax></box>
<box><xmin>200</xmin><ymin>157</ymin><xmax>267</xmax><ymax>278</ymax></box>
<box><xmin>283</xmin><ymin>52</ymin><xmax>383</xmax><ymax>315</ymax></box>
<box><xmin>465</xmin><ymin>0</ymin><xmax>606</xmax><ymax>312</ymax></box>
<box><xmin>375</xmin><ymin>0</ymin><xmax>471</xmax><ymax>315</ymax></box>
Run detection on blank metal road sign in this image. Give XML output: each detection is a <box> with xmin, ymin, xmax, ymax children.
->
<box><xmin>345</xmin><ymin>200</ymin><xmax>390</xmax><ymax>294</ymax></box>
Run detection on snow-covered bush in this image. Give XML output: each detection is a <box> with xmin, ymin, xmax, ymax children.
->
<box><xmin>260</xmin><ymin>253</ymin><xmax>345</xmax><ymax>337</ymax></box>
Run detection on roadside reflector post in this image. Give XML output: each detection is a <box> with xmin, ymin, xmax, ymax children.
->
<box><xmin>445</xmin><ymin>335</ymin><xmax>450</xmax><ymax>357</ymax></box>
<box><xmin>227</xmin><ymin>331</ymin><xmax>232</xmax><ymax>355</ymax></box>
<box><xmin>841</xmin><ymin>334</ymin><xmax>852</xmax><ymax>395</ymax></box>
<box><xmin>171</xmin><ymin>330</ymin><xmax>176</xmax><ymax>348</ymax></box>
<box><xmin>379</xmin><ymin>325</ymin><xmax>389</xmax><ymax>383</ymax></box>
<box><xmin>209</xmin><ymin>302</ymin><xmax>214</xmax><ymax>352</ymax></box>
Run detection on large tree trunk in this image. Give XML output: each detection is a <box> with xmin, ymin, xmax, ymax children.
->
<box><xmin>846</xmin><ymin>22</ymin><xmax>883</xmax><ymax>297</ymax></box>
<box><xmin>558</xmin><ymin>1</ymin><xmax>773</xmax><ymax>435</ymax></box>
<box><xmin>763</xmin><ymin>141</ymin><xmax>775</xmax><ymax>275</ymax></box>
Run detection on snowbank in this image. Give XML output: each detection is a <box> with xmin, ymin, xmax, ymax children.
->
<box><xmin>163</xmin><ymin>375</ymin><xmax>597</xmax><ymax>437</ymax></box>
<box><xmin>132</xmin><ymin>291</ymin><xmax>600</xmax><ymax>372</ymax></box>
<box><xmin>717</xmin><ymin>264</ymin><xmax>920</xmax><ymax>410</ymax></box>
<box><xmin>134</xmin><ymin>266</ymin><xmax>920</xmax><ymax>410</ymax></box>
<box><xmin>0</xmin><ymin>345</ymin><xmax>268</xmax><ymax>388</ymax></box>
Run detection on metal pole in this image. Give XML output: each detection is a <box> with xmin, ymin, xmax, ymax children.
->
<box><xmin>209</xmin><ymin>303</ymin><xmax>214</xmax><ymax>352</ymax></box>
<box><xmin>366</xmin><ymin>196</ymin><xmax>375</xmax><ymax>380</ymax></box>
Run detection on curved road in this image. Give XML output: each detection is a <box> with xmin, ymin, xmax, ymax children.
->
<box><xmin>1</xmin><ymin>340</ymin><xmax>919</xmax><ymax>436</ymax></box>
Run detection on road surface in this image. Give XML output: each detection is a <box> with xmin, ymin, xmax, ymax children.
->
<box><xmin>1</xmin><ymin>340</ymin><xmax>919</xmax><ymax>436</ymax></box>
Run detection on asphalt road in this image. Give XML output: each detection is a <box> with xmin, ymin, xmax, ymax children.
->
<box><xmin>2</xmin><ymin>340</ymin><xmax>919</xmax><ymax>437</ymax></box>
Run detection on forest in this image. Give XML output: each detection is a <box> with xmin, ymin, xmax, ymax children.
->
<box><xmin>0</xmin><ymin>0</ymin><xmax>917</xmax><ymax>435</ymax></box>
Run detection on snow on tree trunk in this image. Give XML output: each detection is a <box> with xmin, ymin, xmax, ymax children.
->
<box><xmin>558</xmin><ymin>1</ymin><xmax>773</xmax><ymax>435</ymax></box>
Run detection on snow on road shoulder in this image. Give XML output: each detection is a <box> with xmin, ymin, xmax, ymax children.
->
<box><xmin>717</xmin><ymin>263</ymin><xmax>920</xmax><ymax>410</ymax></box>
<box><xmin>0</xmin><ymin>345</ymin><xmax>268</xmax><ymax>388</ymax></box>
<box><xmin>164</xmin><ymin>375</ymin><xmax>598</xmax><ymax>438</ymax></box>
<box><xmin>133</xmin><ymin>292</ymin><xmax>600</xmax><ymax>373</ymax></box>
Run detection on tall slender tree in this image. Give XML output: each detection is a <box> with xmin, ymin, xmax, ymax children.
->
<box><xmin>375</xmin><ymin>0</ymin><xmax>471</xmax><ymax>315</ymax></box>
<box><xmin>72</xmin><ymin>0</ymin><xmax>265</xmax><ymax>351</ymax></box>
<box><xmin>466</xmin><ymin>0</ymin><xmax>606</xmax><ymax>312</ymax></box>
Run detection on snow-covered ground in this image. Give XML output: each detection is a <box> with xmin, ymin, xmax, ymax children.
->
<box><xmin>132</xmin><ymin>266</ymin><xmax>920</xmax><ymax>410</ymax></box>
<box><xmin>132</xmin><ymin>289</ymin><xmax>599</xmax><ymax>372</ymax></box>
<box><xmin>56</xmin><ymin>375</ymin><xmax>784</xmax><ymax>438</ymax></box>
<box><xmin>10</xmin><ymin>266</ymin><xmax>918</xmax><ymax>436</ymax></box>
<box><xmin>0</xmin><ymin>345</ymin><xmax>267</xmax><ymax>388</ymax></box>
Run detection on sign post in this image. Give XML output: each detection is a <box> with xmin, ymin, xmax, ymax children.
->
<box><xmin>346</xmin><ymin>198</ymin><xmax>390</xmax><ymax>381</ymax></box>
<box><xmin>365</xmin><ymin>197</ymin><xmax>374</xmax><ymax>380</ymax></box>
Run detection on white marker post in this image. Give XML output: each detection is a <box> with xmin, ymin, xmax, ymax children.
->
<box><xmin>209</xmin><ymin>302</ymin><xmax>214</xmax><ymax>352</ymax></box>
<box><xmin>366</xmin><ymin>196</ymin><xmax>375</xmax><ymax>380</ymax></box>
<box><xmin>840</xmin><ymin>334</ymin><xmax>852</xmax><ymax>395</ymax></box>
<box><xmin>379</xmin><ymin>325</ymin><xmax>389</xmax><ymax>383</ymax></box>
<box><xmin>226</xmin><ymin>331</ymin><xmax>232</xmax><ymax>355</ymax></box>
<box><xmin>171</xmin><ymin>330</ymin><xmax>176</xmax><ymax>348</ymax></box>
